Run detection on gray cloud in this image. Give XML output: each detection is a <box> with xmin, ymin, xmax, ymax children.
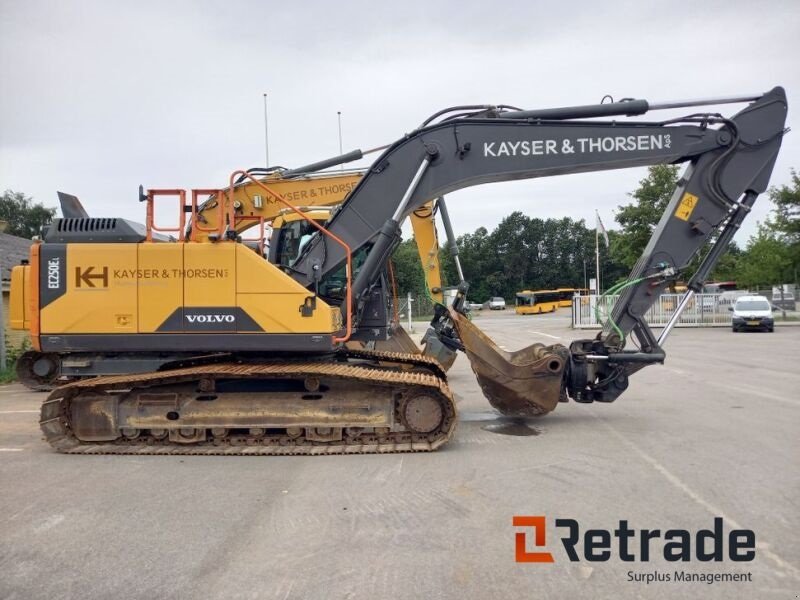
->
<box><xmin>1</xmin><ymin>0</ymin><xmax>798</xmax><ymax>243</ymax></box>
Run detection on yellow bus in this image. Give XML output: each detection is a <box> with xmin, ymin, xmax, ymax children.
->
<box><xmin>555</xmin><ymin>287</ymin><xmax>589</xmax><ymax>308</ymax></box>
<box><xmin>515</xmin><ymin>290</ymin><xmax>561</xmax><ymax>314</ymax></box>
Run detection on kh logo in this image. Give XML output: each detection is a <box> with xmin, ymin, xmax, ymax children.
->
<box><xmin>75</xmin><ymin>266</ymin><xmax>109</xmax><ymax>288</ymax></box>
<box><xmin>513</xmin><ymin>516</ymin><xmax>755</xmax><ymax>563</ymax></box>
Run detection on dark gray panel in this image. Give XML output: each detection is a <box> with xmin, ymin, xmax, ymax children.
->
<box><xmin>40</xmin><ymin>333</ymin><xmax>334</xmax><ymax>353</ymax></box>
<box><xmin>57</xmin><ymin>192</ymin><xmax>90</xmax><ymax>219</ymax></box>
<box><xmin>39</xmin><ymin>244</ymin><xmax>67</xmax><ymax>308</ymax></box>
<box><xmin>43</xmin><ymin>218</ymin><xmax>148</xmax><ymax>243</ymax></box>
<box><xmin>156</xmin><ymin>307</ymin><xmax>265</xmax><ymax>332</ymax></box>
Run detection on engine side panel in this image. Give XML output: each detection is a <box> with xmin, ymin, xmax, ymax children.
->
<box><xmin>33</xmin><ymin>241</ymin><xmax>339</xmax><ymax>351</ymax></box>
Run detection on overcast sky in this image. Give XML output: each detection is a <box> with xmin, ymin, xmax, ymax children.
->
<box><xmin>1</xmin><ymin>0</ymin><xmax>798</xmax><ymax>244</ymax></box>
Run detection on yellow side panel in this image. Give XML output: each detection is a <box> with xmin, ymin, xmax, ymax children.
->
<box><xmin>410</xmin><ymin>202</ymin><xmax>444</xmax><ymax>304</ymax></box>
<box><xmin>236</xmin><ymin>245</ymin><xmax>337</xmax><ymax>334</ymax></box>
<box><xmin>183</xmin><ymin>243</ymin><xmax>236</xmax><ymax>307</ymax></box>
<box><xmin>40</xmin><ymin>244</ymin><xmax>138</xmax><ymax>334</ymax></box>
<box><xmin>9</xmin><ymin>265</ymin><xmax>26</xmax><ymax>330</ymax></box>
<box><xmin>138</xmin><ymin>243</ymin><xmax>184</xmax><ymax>332</ymax></box>
<box><xmin>23</xmin><ymin>264</ymin><xmax>31</xmax><ymax>330</ymax></box>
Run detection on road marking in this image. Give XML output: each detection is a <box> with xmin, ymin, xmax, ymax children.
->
<box><xmin>593</xmin><ymin>412</ymin><xmax>800</xmax><ymax>581</ymax></box>
<box><xmin>527</xmin><ymin>330</ymin><xmax>561</xmax><ymax>339</ymax></box>
<box><xmin>704</xmin><ymin>380</ymin><xmax>799</xmax><ymax>407</ymax></box>
<box><xmin>0</xmin><ymin>448</ymin><xmax>24</xmax><ymax>452</ymax></box>
<box><xmin>34</xmin><ymin>514</ymin><xmax>65</xmax><ymax>533</ymax></box>
<box><xmin>0</xmin><ymin>410</ymin><xmax>39</xmax><ymax>414</ymax></box>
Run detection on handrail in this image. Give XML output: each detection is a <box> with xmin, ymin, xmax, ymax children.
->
<box><xmin>145</xmin><ymin>189</ymin><xmax>186</xmax><ymax>241</ymax></box>
<box><xmin>228</xmin><ymin>170</ymin><xmax>353</xmax><ymax>343</ymax></box>
<box><xmin>235</xmin><ymin>215</ymin><xmax>266</xmax><ymax>255</ymax></box>
<box><xmin>189</xmin><ymin>189</ymin><xmax>226</xmax><ymax>241</ymax></box>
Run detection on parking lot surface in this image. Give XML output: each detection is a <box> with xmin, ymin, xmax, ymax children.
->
<box><xmin>1</xmin><ymin>313</ymin><xmax>798</xmax><ymax>599</ymax></box>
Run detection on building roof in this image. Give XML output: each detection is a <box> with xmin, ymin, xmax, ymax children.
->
<box><xmin>0</xmin><ymin>231</ymin><xmax>33</xmax><ymax>282</ymax></box>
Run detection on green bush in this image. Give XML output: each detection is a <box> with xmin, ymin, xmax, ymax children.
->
<box><xmin>1</xmin><ymin>338</ymin><xmax>30</xmax><ymax>383</ymax></box>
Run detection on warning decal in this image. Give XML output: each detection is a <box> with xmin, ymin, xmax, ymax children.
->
<box><xmin>675</xmin><ymin>192</ymin><xmax>699</xmax><ymax>221</ymax></box>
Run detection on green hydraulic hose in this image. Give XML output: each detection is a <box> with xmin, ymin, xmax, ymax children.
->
<box><xmin>595</xmin><ymin>277</ymin><xmax>648</xmax><ymax>345</ymax></box>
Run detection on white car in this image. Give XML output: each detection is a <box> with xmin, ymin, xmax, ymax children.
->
<box><xmin>487</xmin><ymin>297</ymin><xmax>506</xmax><ymax>310</ymax></box>
<box><xmin>730</xmin><ymin>295</ymin><xmax>774</xmax><ymax>333</ymax></box>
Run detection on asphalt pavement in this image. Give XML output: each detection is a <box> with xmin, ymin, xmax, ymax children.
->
<box><xmin>1</xmin><ymin>312</ymin><xmax>798</xmax><ymax>599</ymax></box>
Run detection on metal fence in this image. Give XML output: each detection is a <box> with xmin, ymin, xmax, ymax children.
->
<box><xmin>572</xmin><ymin>293</ymin><xmax>732</xmax><ymax>329</ymax></box>
<box><xmin>396</xmin><ymin>293</ymin><xmax>439</xmax><ymax>333</ymax></box>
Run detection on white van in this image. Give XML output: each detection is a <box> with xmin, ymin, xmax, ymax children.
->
<box><xmin>730</xmin><ymin>295</ymin><xmax>774</xmax><ymax>332</ymax></box>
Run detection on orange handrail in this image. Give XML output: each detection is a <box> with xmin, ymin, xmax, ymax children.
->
<box><xmin>235</xmin><ymin>215</ymin><xmax>266</xmax><ymax>255</ymax></box>
<box><xmin>189</xmin><ymin>189</ymin><xmax>226</xmax><ymax>241</ymax></box>
<box><xmin>146</xmin><ymin>189</ymin><xmax>186</xmax><ymax>241</ymax></box>
<box><xmin>229</xmin><ymin>170</ymin><xmax>353</xmax><ymax>343</ymax></box>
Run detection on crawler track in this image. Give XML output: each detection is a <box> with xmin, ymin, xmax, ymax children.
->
<box><xmin>40</xmin><ymin>350</ymin><xmax>456</xmax><ymax>455</ymax></box>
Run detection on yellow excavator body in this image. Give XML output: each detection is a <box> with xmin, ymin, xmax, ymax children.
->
<box><xmin>32</xmin><ymin>241</ymin><xmax>340</xmax><ymax>341</ymax></box>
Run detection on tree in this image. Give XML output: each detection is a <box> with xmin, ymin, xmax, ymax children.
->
<box><xmin>0</xmin><ymin>190</ymin><xmax>56</xmax><ymax>239</ymax></box>
<box><xmin>612</xmin><ymin>165</ymin><xmax>679</xmax><ymax>268</ymax></box>
<box><xmin>769</xmin><ymin>169</ymin><xmax>800</xmax><ymax>240</ymax></box>
<box><xmin>766</xmin><ymin>169</ymin><xmax>800</xmax><ymax>283</ymax></box>
<box><xmin>736</xmin><ymin>224</ymin><xmax>792</xmax><ymax>289</ymax></box>
<box><xmin>709</xmin><ymin>241</ymin><xmax>742</xmax><ymax>281</ymax></box>
<box><xmin>390</xmin><ymin>238</ymin><xmax>428</xmax><ymax>297</ymax></box>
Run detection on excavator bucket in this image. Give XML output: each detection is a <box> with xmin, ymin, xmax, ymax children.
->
<box><xmin>380</xmin><ymin>324</ymin><xmax>423</xmax><ymax>354</ymax></box>
<box><xmin>350</xmin><ymin>325</ymin><xmax>457</xmax><ymax>372</ymax></box>
<box><xmin>448</xmin><ymin>309</ymin><xmax>568</xmax><ymax>416</ymax></box>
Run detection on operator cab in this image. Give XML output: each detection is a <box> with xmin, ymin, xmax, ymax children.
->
<box><xmin>268</xmin><ymin>207</ymin><xmax>335</xmax><ymax>267</ymax></box>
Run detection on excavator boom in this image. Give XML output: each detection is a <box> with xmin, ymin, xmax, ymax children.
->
<box><xmin>289</xmin><ymin>87</ymin><xmax>787</xmax><ymax>412</ymax></box>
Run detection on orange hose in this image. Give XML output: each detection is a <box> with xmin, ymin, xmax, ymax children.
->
<box><xmin>228</xmin><ymin>170</ymin><xmax>353</xmax><ymax>343</ymax></box>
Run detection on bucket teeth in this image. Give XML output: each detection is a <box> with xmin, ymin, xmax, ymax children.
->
<box><xmin>449</xmin><ymin>308</ymin><xmax>568</xmax><ymax>416</ymax></box>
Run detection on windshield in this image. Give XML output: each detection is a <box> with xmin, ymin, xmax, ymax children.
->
<box><xmin>492</xmin><ymin>297</ymin><xmax>504</xmax><ymax>302</ymax></box>
<box><xmin>735</xmin><ymin>300</ymin><xmax>770</xmax><ymax>311</ymax></box>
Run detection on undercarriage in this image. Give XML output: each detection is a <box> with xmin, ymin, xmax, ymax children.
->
<box><xmin>40</xmin><ymin>350</ymin><xmax>456</xmax><ymax>455</ymax></box>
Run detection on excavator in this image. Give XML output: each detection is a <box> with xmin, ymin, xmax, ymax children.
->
<box><xmin>8</xmin><ymin>86</ymin><xmax>787</xmax><ymax>454</ymax></box>
<box><xmin>11</xmin><ymin>169</ymin><xmax>458</xmax><ymax>389</ymax></box>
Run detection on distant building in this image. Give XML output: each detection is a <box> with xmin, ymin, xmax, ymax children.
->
<box><xmin>1</xmin><ymin>230</ymin><xmax>34</xmax><ymax>349</ymax></box>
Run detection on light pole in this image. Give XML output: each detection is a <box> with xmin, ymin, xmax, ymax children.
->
<box><xmin>337</xmin><ymin>111</ymin><xmax>343</xmax><ymax>168</ymax></box>
<box><xmin>263</xmin><ymin>93</ymin><xmax>270</xmax><ymax>167</ymax></box>
<box><xmin>583</xmin><ymin>258</ymin><xmax>588</xmax><ymax>291</ymax></box>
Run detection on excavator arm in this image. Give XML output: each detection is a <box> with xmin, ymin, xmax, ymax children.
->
<box><xmin>289</xmin><ymin>87</ymin><xmax>787</xmax><ymax>414</ymax></box>
<box><xmin>188</xmin><ymin>170</ymin><xmax>363</xmax><ymax>243</ymax></box>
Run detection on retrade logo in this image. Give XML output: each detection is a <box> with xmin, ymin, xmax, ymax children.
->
<box><xmin>513</xmin><ymin>517</ymin><xmax>755</xmax><ymax>563</ymax></box>
<box><xmin>513</xmin><ymin>516</ymin><xmax>554</xmax><ymax>563</ymax></box>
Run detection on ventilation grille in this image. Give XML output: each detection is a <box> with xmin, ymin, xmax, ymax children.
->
<box><xmin>56</xmin><ymin>218</ymin><xmax>119</xmax><ymax>232</ymax></box>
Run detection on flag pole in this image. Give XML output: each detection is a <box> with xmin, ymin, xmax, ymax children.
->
<box><xmin>595</xmin><ymin>212</ymin><xmax>601</xmax><ymax>294</ymax></box>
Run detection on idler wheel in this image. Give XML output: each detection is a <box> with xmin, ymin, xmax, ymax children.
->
<box><xmin>16</xmin><ymin>351</ymin><xmax>60</xmax><ymax>391</ymax></box>
<box><xmin>402</xmin><ymin>394</ymin><xmax>443</xmax><ymax>434</ymax></box>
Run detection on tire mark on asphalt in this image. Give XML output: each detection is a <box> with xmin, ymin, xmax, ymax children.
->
<box><xmin>527</xmin><ymin>330</ymin><xmax>561</xmax><ymax>340</ymax></box>
<box><xmin>591</xmin><ymin>411</ymin><xmax>800</xmax><ymax>582</ymax></box>
<box><xmin>702</xmin><ymin>380</ymin><xmax>799</xmax><ymax>407</ymax></box>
